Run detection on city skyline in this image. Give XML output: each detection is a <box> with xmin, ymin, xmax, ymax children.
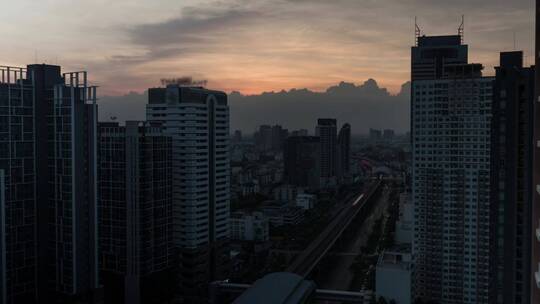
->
<box><xmin>0</xmin><ymin>0</ymin><xmax>534</xmax><ymax>95</ymax></box>
<box><xmin>1</xmin><ymin>1</ymin><xmax>540</xmax><ymax>304</ymax></box>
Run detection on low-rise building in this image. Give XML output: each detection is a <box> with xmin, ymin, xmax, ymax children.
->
<box><xmin>273</xmin><ymin>184</ymin><xmax>304</xmax><ymax>203</ymax></box>
<box><xmin>241</xmin><ymin>180</ymin><xmax>260</xmax><ymax>197</ymax></box>
<box><xmin>395</xmin><ymin>193</ymin><xmax>413</xmax><ymax>244</ymax></box>
<box><xmin>261</xmin><ymin>205</ymin><xmax>304</xmax><ymax>227</ymax></box>
<box><xmin>231</xmin><ymin>212</ymin><xmax>270</xmax><ymax>242</ymax></box>
<box><xmin>295</xmin><ymin>193</ymin><xmax>317</xmax><ymax>210</ymax></box>
<box><xmin>375</xmin><ymin>244</ymin><xmax>412</xmax><ymax>304</ymax></box>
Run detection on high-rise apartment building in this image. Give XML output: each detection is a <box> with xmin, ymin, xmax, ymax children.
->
<box><xmin>316</xmin><ymin>119</ymin><xmax>337</xmax><ymax>186</ymax></box>
<box><xmin>0</xmin><ymin>169</ymin><xmax>6</xmax><ymax>304</ymax></box>
<box><xmin>0</xmin><ymin>64</ymin><xmax>98</xmax><ymax>303</ymax></box>
<box><xmin>98</xmin><ymin>121</ymin><xmax>175</xmax><ymax>304</ymax></box>
<box><xmin>532</xmin><ymin>0</ymin><xmax>540</xmax><ymax>301</ymax></box>
<box><xmin>337</xmin><ymin>123</ymin><xmax>351</xmax><ymax>181</ymax></box>
<box><xmin>412</xmin><ymin>35</ymin><xmax>495</xmax><ymax>303</ymax></box>
<box><xmin>491</xmin><ymin>51</ymin><xmax>535</xmax><ymax>304</ymax></box>
<box><xmin>146</xmin><ymin>85</ymin><xmax>230</xmax><ymax>299</ymax></box>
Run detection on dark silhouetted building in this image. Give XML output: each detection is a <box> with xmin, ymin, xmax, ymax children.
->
<box><xmin>316</xmin><ymin>119</ymin><xmax>337</xmax><ymax>186</ymax></box>
<box><xmin>232</xmin><ymin>130</ymin><xmax>242</xmax><ymax>142</ymax></box>
<box><xmin>254</xmin><ymin>125</ymin><xmax>273</xmax><ymax>151</ymax></box>
<box><xmin>290</xmin><ymin>129</ymin><xmax>308</xmax><ymax>137</ymax></box>
<box><xmin>0</xmin><ymin>169</ymin><xmax>5</xmax><ymax>304</ymax></box>
<box><xmin>272</xmin><ymin>125</ymin><xmax>288</xmax><ymax>151</ymax></box>
<box><xmin>98</xmin><ymin>121</ymin><xmax>175</xmax><ymax>304</ymax></box>
<box><xmin>284</xmin><ymin>136</ymin><xmax>320</xmax><ymax>189</ymax></box>
<box><xmin>532</xmin><ymin>1</ymin><xmax>540</xmax><ymax>301</ymax></box>
<box><xmin>337</xmin><ymin>123</ymin><xmax>351</xmax><ymax>181</ymax></box>
<box><xmin>0</xmin><ymin>64</ymin><xmax>99</xmax><ymax>303</ymax></box>
<box><xmin>491</xmin><ymin>51</ymin><xmax>535</xmax><ymax>304</ymax></box>
<box><xmin>146</xmin><ymin>85</ymin><xmax>230</xmax><ymax>301</ymax></box>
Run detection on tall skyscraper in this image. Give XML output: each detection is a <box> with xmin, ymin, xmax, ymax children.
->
<box><xmin>532</xmin><ymin>0</ymin><xmax>540</xmax><ymax>301</ymax></box>
<box><xmin>316</xmin><ymin>119</ymin><xmax>337</xmax><ymax>186</ymax></box>
<box><xmin>146</xmin><ymin>85</ymin><xmax>230</xmax><ymax>299</ymax></box>
<box><xmin>0</xmin><ymin>64</ymin><xmax>98</xmax><ymax>303</ymax></box>
<box><xmin>337</xmin><ymin>123</ymin><xmax>351</xmax><ymax>181</ymax></box>
<box><xmin>283</xmin><ymin>136</ymin><xmax>321</xmax><ymax>189</ymax></box>
<box><xmin>491</xmin><ymin>51</ymin><xmax>535</xmax><ymax>304</ymax></box>
<box><xmin>0</xmin><ymin>169</ymin><xmax>6</xmax><ymax>304</ymax></box>
<box><xmin>98</xmin><ymin>121</ymin><xmax>175</xmax><ymax>304</ymax></box>
<box><xmin>411</xmin><ymin>34</ymin><xmax>495</xmax><ymax>303</ymax></box>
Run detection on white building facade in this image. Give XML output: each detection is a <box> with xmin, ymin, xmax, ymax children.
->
<box><xmin>146</xmin><ymin>85</ymin><xmax>230</xmax><ymax>291</ymax></box>
<box><xmin>412</xmin><ymin>69</ymin><xmax>494</xmax><ymax>303</ymax></box>
<box><xmin>230</xmin><ymin>212</ymin><xmax>269</xmax><ymax>242</ymax></box>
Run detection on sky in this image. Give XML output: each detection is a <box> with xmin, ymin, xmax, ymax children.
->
<box><xmin>0</xmin><ymin>0</ymin><xmax>534</xmax><ymax>95</ymax></box>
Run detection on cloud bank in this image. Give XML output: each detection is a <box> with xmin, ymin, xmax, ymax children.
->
<box><xmin>98</xmin><ymin>79</ymin><xmax>410</xmax><ymax>134</ymax></box>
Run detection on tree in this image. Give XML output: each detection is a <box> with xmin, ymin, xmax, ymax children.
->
<box><xmin>377</xmin><ymin>297</ymin><xmax>388</xmax><ymax>304</ymax></box>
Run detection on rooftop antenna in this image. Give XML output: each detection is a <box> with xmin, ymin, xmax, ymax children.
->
<box><xmin>458</xmin><ymin>15</ymin><xmax>465</xmax><ymax>44</ymax></box>
<box><xmin>415</xmin><ymin>16</ymin><xmax>422</xmax><ymax>46</ymax></box>
<box><xmin>513</xmin><ymin>31</ymin><xmax>517</xmax><ymax>50</ymax></box>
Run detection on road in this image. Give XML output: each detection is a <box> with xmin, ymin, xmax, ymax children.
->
<box><xmin>286</xmin><ymin>180</ymin><xmax>382</xmax><ymax>277</ymax></box>
<box><xmin>317</xmin><ymin>185</ymin><xmax>391</xmax><ymax>290</ymax></box>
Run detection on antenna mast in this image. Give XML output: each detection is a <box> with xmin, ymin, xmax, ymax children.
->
<box><xmin>415</xmin><ymin>17</ymin><xmax>422</xmax><ymax>46</ymax></box>
<box><xmin>458</xmin><ymin>15</ymin><xmax>465</xmax><ymax>44</ymax></box>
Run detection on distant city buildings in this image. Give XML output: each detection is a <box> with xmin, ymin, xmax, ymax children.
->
<box><xmin>232</xmin><ymin>130</ymin><xmax>243</xmax><ymax>142</ymax></box>
<box><xmin>284</xmin><ymin>136</ymin><xmax>321</xmax><ymax>189</ymax></box>
<box><xmin>337</xmin><ymin>123</ymin><xmax>351</xmax><ymax>182</ymax></box>
<box><xmin>260</xmin><ymin>205</ymin><xmax>304</xmax><ymax>227</ymax></box>
<box><xmin>383</xmin><ymin>129</ymin><xmax>395</xmax><ymax>141</ymax></box>
<box><xmin>412</xmin><ymin>34</ymin><xmax>494</xmax><ymax>303</ymax></box>
<box><xmin>316</xmin><ymin>119</ymin><xmax>337</xmax><ymax>187</ymax></box>
<box><xmin>231</xmin><ymin>212</ymin><xmax>269</xmax><ymax>242</ymax></box>
<box><xmin>98</xmin><ymin>121</ymin><xmax>175</xmax><ymax>304</ymax></box>
<box><xmin>369</xmin><ymin>128</ymin><xmax>382</xmax><ymax>141</ymax></box>
<box><xmin>254</xmin><ymin>124</ymin><xmax>287</xmax><ymax>152</ymax></box>
<box><xmin>290</xmin><ymin>129</ymin><xmax>309</xmax><ymax>137</ymax></box>
<box><xmin>146</xmin><ymin>85</ymin><xmax>230</xmax><ymax>297</ymax></box>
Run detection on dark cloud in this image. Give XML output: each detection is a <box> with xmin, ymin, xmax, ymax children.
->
<box><xmin>98</xmin><ymin>79</ymin><xmax>410</xmax><ymax>134</ymax></box>
<box><xmin>123</xmin><ymin>5</ymin><xmax>262</xmax><ymax>62</ymax></box>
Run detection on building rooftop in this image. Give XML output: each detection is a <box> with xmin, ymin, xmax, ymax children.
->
<box><xmin>417</xmin><ymin>35</ymin><xmax>462</xmax><ymax>47</ymax></box>
<box><xmin>376</xmin><ymin>244</ymin><xmax>412</xmax><ymax>271</ymax></box>
<box><xmin>233</xmin><ymin>272</ymin><xmax>316</xmax><ymax>304</ymax></box>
